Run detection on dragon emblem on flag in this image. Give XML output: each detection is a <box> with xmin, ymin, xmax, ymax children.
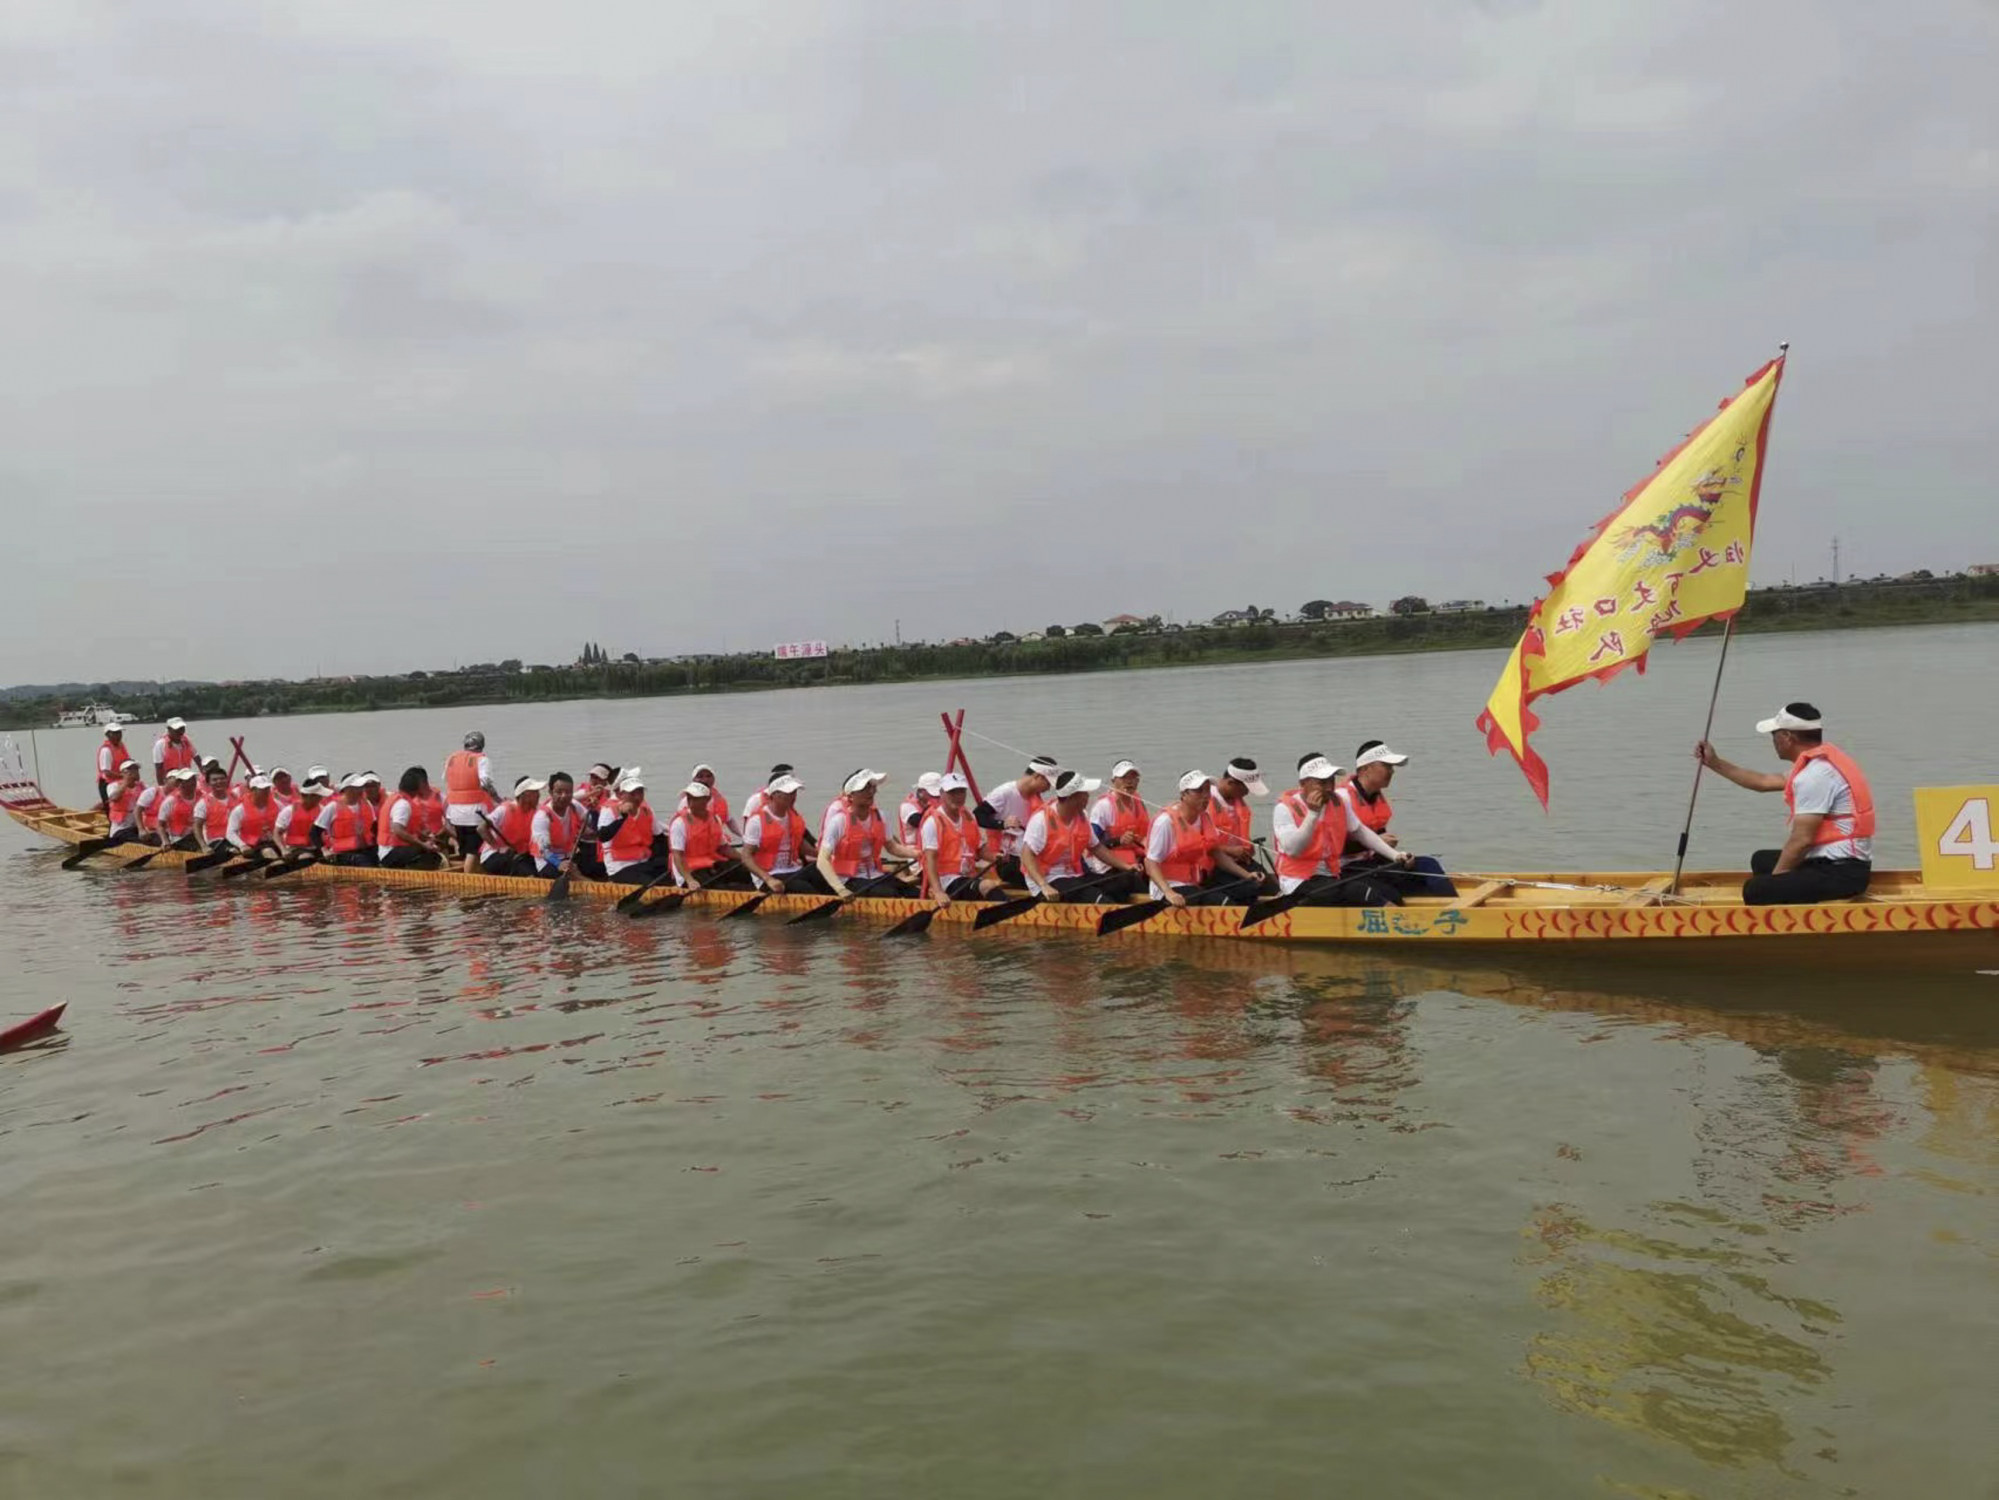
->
<box><xmin>1608</xmin><ymin>447</ymin><xmax>1748</xmax><ymax>565</ymax></box>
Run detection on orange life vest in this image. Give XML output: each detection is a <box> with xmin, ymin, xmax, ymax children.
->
<box><xmin>540</xmin><ymin>804</ymin><xmax>582</xmax><ymax>859</ymax></box>
<box><xmin>377</xmin><ymin>793</ymin><xmax>419</xmax><ymax>850</ymax></box>
<box><xmin>232</xmin><ymin>798</ymin><xmax>275</xmax><ymax>848</ymax></box>
<box><xmin>1032</xmin><ymin>808</ymin><xmax>1094</xmax><ymax>879</ymax></box>
<box><xmin>1098</xmin><ymin>792</ymin><xmax>1150</xmax><ymax>848</ymax></box>
<box><xmin>137</xmin><ymin>787</ymin><xmax>162</xmax><ymax>833</ymax></box>
<box><xmin>1344</xmin><ymin>787</ymin><xmax>1392</xmax><ymax>853</ymax></box>
<box><xmin>673</xmin><ymin>809</ymin><xmax>726</xmax><ymax>871</ymax></box>
<box><xmin>197</xmin><ymin>790</ymin><xmax>232</xmax><ymax>841</ymax></box>
<box><xmin>482</xmin><ymin>801</ymin><xmax>533</xmax><ymax>858</ymax></box>
<box><xmin>159</xmin><ymin>792</ymin><xmax>195</xmax><ymax>840</ymax></box>
<box><xmin>604</xmin><ymin>800</ymin><xmax>659</xmax><ymax>866</ymax></box>
<box><xmin>282</xmin><ymin>801</ymin><xmax>320</xmax><ymax>849</ymax></box>
<box><xmin>444</xmin><ymin>750</ymin><xmax>493</xmax><ymax>811</ymax></box>
<box><xmin>1784</xmin><ymin>744</ymin><xmax>1876</xmax><ymax>849</ymax></box>
<box><xmin>1209</xmin><ymin>791</ymin><xmax>1252</xmax><ymax>856</ymax></box>
<box><xmin>1274</xmin><ymin>789</ymin><xmax>1340</xmax><ymax>882</ymax></box>
<box><xmin>1152</xmin><ymin>804</ymin><xmax>1213</xmax><ymax>888</ymax></box>
<box><xmin>324</xmin><ymin>799</ymin><xmax>370</xmax><ymax>854</ymax></box>
<box><xmin>99</xmin><ymin>738</ymin><xmax>128</xmax><ymax>779</ymax></box>
<box><xmin>157</xmin><ymin>735</ymin><xmax>198</xmax><ymax>775</ymax></box>
<box><xmin>922</xmin><ymin>803</ymin><xmax>982</xmax><ymax>885</ymax></box>
<box><xmin>750</xmin><ymin>803</ymin><xmax>808</xmax><ymax>872</ymax></box>
<box><xmin>824</xmin><ymin>797</ymin><xmax>889</xmax><ymax>878</ymax></box>
<box><xmin>106</xmin><ymin>781</ymin><xmax>142</xmax><ymax>829</ymax></box>
<box><xmin>418</xmin><ymin>789</ymin><xmax>447</xmax><ymax>836</ymax></box>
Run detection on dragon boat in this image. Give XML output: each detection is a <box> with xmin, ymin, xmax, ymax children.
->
<box><xmin>9</xmin><ymin>779</ymin><xmax>1996</xmax><ymax>964</ymax></box>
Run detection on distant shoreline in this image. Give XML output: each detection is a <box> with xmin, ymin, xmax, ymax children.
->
<box><xmin>4</xmin><ymin>579</ymin><xmax>1995</xmax><ymax>728</ymax></box>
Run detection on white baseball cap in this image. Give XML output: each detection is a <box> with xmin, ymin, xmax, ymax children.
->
<box><xmin>1049</xmin><ymin>770</ymin><xmax>1102</xmax><ymax>800</ymax></box>
<box><xmin>682</xmin><ymin>781</ymin><xmax>713</xmax><ymax>799</ymax></box>
<box><xmin>1178</xmin><ymin>769</ymin><xmax>1214</xmax><ymax>793</ymax></box>
<box><xmin>842</xmin><ymin>769</ymin><xmax>889</xmax><ymax>795</ymax></box>
<box><xmin>118</xmin><ymin>758</ymin><xmax>140</xmax><ymax>772</ymax></box>
<box><xmin>1110</xmin><ymin>760</ymin><xmax>1140</xmax><ymax>780</ymax></box>
<box><xmin>305</xmin><ymin>765</ymin><xmax>329</xmax><ymax>782</ymax></box>
<box><xmin>767</xmin><ymin>775</ymin><xmax>804</xmax><ymax>795</ymax></box>
<box><xmin>166</xmin><ymin>717</ymin><xmax>187</xmax><ymax>731</ymax></box>
<box><xmin>915</xmin><ymin>771</ymin><xmax>944</xmax><ymax>796</ymax></box>
<box><xmin>1755</xmin><ymin>703</ymin><xmax>1823</xmax><ymax>734</ymax></box>
<box><xmin>168</xmin><ymin>767</ymin><xmax>198</xmax><ymax>782</ymax></box>
<box><xmin>1223</xmin><ymin>759</ymin><xmax>1270</xmax><ymax>797</ymax></box>
<box><xmin>1354</xmin><ymin>742</ymin><xmax>1409</xmax><ymax>770</ymax></box>
<box><xmin>246</xmin><ymin>775</ymin><xmax>273</xmax><ymax>791</ymax></box>
<box><xmin>513</xmin><ymin>777</ymin><xmax>546</xmax><ymax>796</ymax></box>
<box><xmin>938</xmin><ymin>772</ymin><xmax>969</xmax><ymax>793</ymax></box>
<box><xmin>1298</xmin><ymin>756</ymin><xmax>1342</xmax><ymax>782</ymax></box>
<box><xmin>690</xmin><ymin>763</ymin><xmax>715</xmax><ymax>778</ymax></box>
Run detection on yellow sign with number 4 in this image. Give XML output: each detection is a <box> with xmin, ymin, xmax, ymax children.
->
<box><xmin>1915</xmin><ymin>786</ymin><xmax>1999</xmax><ymax>890</ymax></box>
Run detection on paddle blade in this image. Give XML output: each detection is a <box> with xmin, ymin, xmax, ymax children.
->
<box><xmin>546</xmin><ymin>869</ymin><xmax>573</xmax><ymax>902</ymax></box>
<box><xmin>183</xmin><ymin>848</ymin><xmax>236</xmax><ymax>874</ymax></box>
<box><xmin>625</xmin><ymin>891</ymin><xmax>690</xmax><ymax>920</ymax></box>
<box><xmin>1096</xmin><ymin>899</ymin><xmax>1168</xmax><ymax>936</ymax></box>
<box><xmin>123</xmin><ymin>848</ymin><xmax>167</xmax><ymax>871</ymax></box>
<box><xmin>1238</xmin><ymin>893</ymin><xmax>1303</xmax><ymax>932</ymax></box>
<box><xmin>786</xmin><ymin>899</ymin><xmax>847</xmax><ymax>926</ymax></box>
<box><xmin>60</xmin><ymin>839</ymin><xmax>111</xmax><ymax>869</ymax></box>
<box><xmin>220</xmin><ymin>857</ymin><xmax>270</xmax><ymax>880</ymax></box>
<box><xmin>881</xmin><ymin>908</ymin><xmax>936</xmax><ymax>939</ymax></box>
<box><xmin>263</xmin><ymin>857</ymin><xmax>317</xmax><ymax>880</ymax></box>
<box><xmin>972</xmin><ymin>895</ymin><xmax>1042</xmax><ymax>931</ymax></box>
<box><xmin>720</xmin><ymin>894</ymin><xmax>770</xmax><ymax>921</ymax></box>
<box><xmin>0</xmin><ymin>1001</ymin><xmax>66</xmax><ymax>1054</ymax></box>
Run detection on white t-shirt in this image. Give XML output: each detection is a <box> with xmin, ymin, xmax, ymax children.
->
<box><xmin>152</xmin><ymin>734</ymin><xmax>195</xmax><ymax>768</ymax></box>
<box><xmin>741</xmin><ymin>809</ymin><xmax>804</xmax><ymax>874</ymax></box>
<box><xmin>274</xmin><ymin>803</ymin><xmax>303</xmax><ymax>842</ymax></box>
<box><xmin>378</xmin><ymin>797</ymin><xmax>414</xmax><ymax>858</ymax></box>
<box><xmin>1144</xmin><ymin>809</ymin><xmax>1188</xmax><ymax>899</ymax></box>
<box><xmin>99</xmin><ymin>743</ymin><xmax>123</xmax><ymax>777</ymax></box>
<box><xmin>596</xmin><ymin>803</ymin><xmax>659</xmax><ymax>875</ymax></box>
<box><xmin>980</xmin><ymin>781</ymin><xmax>1040</xmax><ymax>855</ymax></box>
<box><xmin>225</xmin><ymin>801</ymin><xmax>267</xmax><ymax>849</ymax></box>
<box><xmin>820</xmin><ymin>803</ymin><xmax>889</xmax><ymax>879</ymax></box>
<box><xmin>898</xmin><ymin>798</ymin><xmax>926</xmax><ymax>842</ymax></box>
<box><xmin>1790</xmin><ymin>758</ymin><xmax>1872</xmax><ymax>862</ymax></box>
<box><xmin>1021</xmin><ymin>807</ymin><xmax>1099</xmax><ymax>881</ymax></box>
<box><xmin>1269</xmin><ymin>793</ymin><xmax>1370</xmax><ymax>893</ymax></box>
<box><xmin>134</xmin><ymin>785</ymin><xmax>161</xmax><ymax>823</ymax></box>
<box><xmin>444</xmin><ymin>755</ymin><xmax>496</xmax><ymax>827</ymax></box>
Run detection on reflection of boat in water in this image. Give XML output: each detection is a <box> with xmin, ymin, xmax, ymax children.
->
<box><xmin>5</xmin><ymin>785</ymin><xmax>1998</xmax><ymax>966</ymax></box>
<box><xmin>50</xmin><ymin>704</ymin><xmax>141</xmax><ymax>729</ymax></box>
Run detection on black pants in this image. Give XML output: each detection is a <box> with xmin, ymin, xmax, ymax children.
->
<box><xmin>1743</xmin><ymin>852</ymin><xmax>1871</xmax><ymax>906</ymax></box>
<box><xmin>331</xmin><ymin>849</ymin><xmax>379</xmax><ymax>867</ymax></box>
<box><xmin>1342</xmin><ymin>855</ymin><xmax>1458</xmax><ymax>899</ymax></box>
<box><xmin>1286</xmin><ymin>872</ymin><xmax>1402</xmax><ymax>908</ymax></box>
<box><xmin>480</xmin><ymin>851</ymin><xmax>536</xmax><ymax>878</ymax></box>
<box><xmin>382</xmin><ymin>846</ymin><xmax>442</xmax><ymax>870</ymax></box>
<box><xmin>571</xmin><ymin>846</ymin><xmax>607</xmax><ymax>881</ymax></box>
<box><xmin>452</xmin><ymin>824</ymin><xmax>483</xmax><ymax>858</ymax></box>
<box><xmin>105</xmin><ymin>827</ymin><xmax>141</xmax><ymax>847</ymax></box>
<box><xmin>1204</xmin><ymin>865</ymin><xmax>1275</xmax><ymax>897</ymax></box>
<box><xmin>1046</xmin><ymin>874</ymin><xmax>1118</xmax><ymax>904</ymax></box>
<box><xmin>1081</xmin><ymin>867</ymin><xmax>1147</xmax><ymax>901</ymax></box>
<box><xmin>610</xmin><ymin>858</ymin><xmax>669</xmax><ymax>886</ymax></box>
<box><xmin>764</xmin><ymin>866</ymin><xmax>834</xmax><ymax>896</ymax></box>
<box><xmin>1166</xmin><ymin>880</ymin><xmax>1255</xmax><ymax>908</ymax></box>
<box><xmin>940</xmin><ymin>874</ymin><xmax>992</xmax><ymax>901</ymax></box>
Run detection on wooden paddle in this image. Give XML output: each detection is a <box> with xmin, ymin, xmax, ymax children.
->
<box><xmin>219</xmin><ymin>846</ymin><xmax>281</xmax><ymax>880</ymax></box>
<box><xmin>719</xmin><ymin>892</ymin><xmax>772</xmax><ymax>920</ymax></box>
<box><xmin>263</xmin><ymin>854</ymin><xmax>321</xmax><ymax>880</ymax></box>
<box><xmin>1237</xmin><ymin>868</ymin><xmax>1382</xmax><ymax>931</ymax></box>
<box><xmin>785</xmin><ymin>896</ymin><xmax>849</xmax><ymax>925</ymax></box>
<box><xmin>972</xmin><ymin>869</ymin><xmax>1127</xmax><ymax>931</ymax></box>
<box><xmin>60</xmin><ymin>839</ymin><xmax>113</xmax><ymax>869</ymax></box>
<box><xmin>183</xmin><ymin>846</ymin><xmax>240</xmax><ymax>874</ymax></box>
<box><xmin>1096</xmin><ymin>876</ymin><xmax>1262</xmax><ymax>936</ymax></box>
<box><xmin>625</xmin><ymin>889</ymin><xmax>692</xmax><ymax>919</ymax></box>
<box><xmin>880</xmin><ymin>908</ymin><xmax>937</xmax><ymax>938</ymax></box>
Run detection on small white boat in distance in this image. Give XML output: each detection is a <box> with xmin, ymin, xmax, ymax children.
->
<box><xmin>51</xmin><ymin>704</ymin><xmax>142</xmax><ymax>729</ymax></box>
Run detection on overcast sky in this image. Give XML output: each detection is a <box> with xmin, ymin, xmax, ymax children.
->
<box><xmin>4</xmin><ymin>0</ymin><xmax>1993</xmax><ymax>683</ymax></box>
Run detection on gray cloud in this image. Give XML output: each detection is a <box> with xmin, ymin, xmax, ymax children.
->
<box><xmin>3</xmin><ymin>0</ymin><xmax>1993</xmax><ymax>680</ymax></box>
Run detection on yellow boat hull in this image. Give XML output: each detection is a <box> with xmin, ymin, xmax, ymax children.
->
<box><xmin>8</xmin><ymin>796</ymin><xmax>1998</xmax><ymax>959</ymax></box>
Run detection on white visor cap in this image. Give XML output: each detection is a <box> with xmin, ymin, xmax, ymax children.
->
<box><xmin>767</xmin><ymin>775</ymin><xmax>805</xmax><ymax>795</ymax></box>
<box><xmin>1756</xmin><ymin>706</ymin><xmax>1823</xmax><ymax>734</ymax></box>
<box><xmin>1354</xmin><ymin>744</ymin><xmax>1409</xmax><ymax>770</ymax></box>
<box><xmin>1298</xmin><ymin>757</ymin><xmax>1343</xmax><ymax>782</ymax></box>
<box><xmin>1178</xmin><ymin>770</ymin><xmax>1214</xmax><ymax>793</ymax></box>
<box><xmin>842</xmin><ymin>769</ymin><xmax>890</xmax><ymax>795</ymax></box>
<box><xmin>938</xmin><ymin>772</ymin><xmax>970</xmax><ymax>793</ymax></box>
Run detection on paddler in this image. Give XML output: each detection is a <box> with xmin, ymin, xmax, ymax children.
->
<box><xmin>378</xmin><ymin>768</ymin><xmax>447</xmax><ymax>870</ymax></box>
<box><xmin>477</xmin><ymin>777</ymin><xmax>543</xmax><ymax>877</ymax></box>
<box><xmin>1022</xmin><ymin>770</ymin><xmax>1136</xmax><ymax>901</ymax></box>
<box><xmin>597</xmin><ymin>770</ymin><xmax>670</xmax><ymax>886</ymax></box>
<box><xmin>739</xmin><ymin>774</ymin><xmax>828</xmax><ymax>895</ymax></box>
<box><xmin>155</xmin><ymin>768</ymin><xmax>201</xmax><ymax>850</ymax></box>
<box><xmin>573</xmin><ymin>763</ymin><xmax>618</xmax><ymax>876</ymax></box>
<box><xmin>974</xmin><ymin>755</ymin><xmax>1059</xmax><ymax>884</ymax></box>
<box><xmin>191</xmin><ymin>764</ymin><xmax>235</xmax><ymax>851</ymax></box>
<box><xmin>680</xmin><ymin>764</ymin><xmax>741</xmax><ymax>839</ymax></box>
<box><xmin>1144</xmin><ymin>771</ymin><xmax>1259</xmax><ymax>907</ymax></box>
<box><xmin>443</xmin><ymin>731</ymin><xmax>501</xmax><ymax>868</ymax></box>
<box><xmin>102</xmin><ymin>760</ymin><xmax>146</xmax><ymax>846</ymax></box>
<box><xmin>899</xmin><ymin>772</ymin><xmax>943</xmax><ymax>848</ymax></box>
<box><xmin>1696</xmin><ymin>702</ymin><xmax>1875</xmax><ymax>905</ymax></box>
<box><xmin>224</xmin><ymin>775</ymin><xmax>280</xmax><ymax>858</ymax></box>
<box><xmin>740</xmin><ymin>764</ymin><xmax>795</xmax><ymax>826</ymax></box>
<box><xmin>273</xmin><ymin>779</ymin><xmax>332</xmax><ymax>859</ymax></box>
<box><xmin>152</xmin><ymin>718</ymin><xmax>198</xmax><ymax>786</ymax></box>
<box><xmin>95</xmin><ymin>724</ymin><xmax>128</xmax><ymax>808</ymax></box>
<box><xmin>1272</xmin><ymin>757</ymin><xmax>1409</xmax><ymax>906</ymax></box>
<box><xmin>1337</xmin><ymin>741</ymin><xmax>1457</xmax><ymax>897</ymax></box>
<box><xmin>1087</xmin><ymin>760</ymin><xmax>1151</xmax><ymax>898</ymax></box>
<box><xmin>314</xmin><ymin>776</ymin><xmax>379</xmax><ymax>866</ymax></box>
<box><xmin>133</xmin><ymin>775</ymin><xmax>166</xmax><ymax>845</ymax></box>
<box><xmin>1208</xmin><ymin>758</ymin><xmax>1268</xmax><ymax>883</ymax></box>
<box><xmin>531</xmin><ymin>772</ymin><xmax>587</xmax><ymax>880</ymax></box>
<box><xmin>668</xmin><ymin>780</ymin><xmax>746</xmax><ymax>888</ymax></box>
<box><xmin>919</xmin><ymin>771</ymin><xmax>999</xmax><ymax>906</ymax></box>
<box><xmin>815</xmin><ymin>769</ymin><xmax>916</xmax><ymax>899</ymax></box>
<box><xmin>268</xmin><ymin>767</ymin><xmax>298</xmax><ymax>808</ymax></box>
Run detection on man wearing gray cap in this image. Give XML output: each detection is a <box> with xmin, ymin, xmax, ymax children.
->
<box><xmin>443</xmin><ymin>731</ymin><xmax>502</xmax><ymax>865</ymax></box>
<box><xmin>1697</xmin><ymin>702</ymin><xmax>1875</xmax><ymax>905</ymax></box>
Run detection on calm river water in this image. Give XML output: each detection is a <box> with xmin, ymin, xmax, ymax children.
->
<box><xmin>4</xmin><ymin>625</ymin><xmax>1995</xmax><ymax>1498</ymax></box>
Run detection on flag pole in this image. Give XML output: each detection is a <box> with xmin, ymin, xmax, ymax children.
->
<box><xmin>1670</xmin><ymin>614</ymin><xmax>1736</xmax><ymax>895</ymax></box>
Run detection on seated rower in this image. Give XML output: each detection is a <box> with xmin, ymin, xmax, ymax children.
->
<box><xmin>1023</xmin><ymin>771</ymin><xmax>1136</xmax><ymax>901</ymax></box>
<box><xmin>669</xmin><ymin>781</ymin><xmax>748</xmax><ymax>889</ymax></box>
<box><xmin>154</xmin><ymin>768</ymin><xmax>201</xmax><ymax>850</ymax></box>
<box><xmin>572</xmin><ymin>764</ymin><xmax>618</xmax><ymax>878</ymax></box>
<box><xmin>975</xmin><ymin>755</ymin><xmax>1059</xmax><ymax>885</ymax></box>
<box><xmin>133</xmin><ymin>775</ymin><xmax>166</xmax><ymax>845</ymax></box>
<box><xmin>1273</xmin><ymin>758</ymin><xmax>1411</xmax><ymax>906</ymax></box>
<box><xmin>1696</xmin><ymin>703</ymin><xmax>1874</xmax><ymax>906</ymax></box>
<box><xmin>531</xmin><ymin>772</ymin><xmax>588</xmax><ymax>881</ymax></box>
<box><xmin>1338</xmin><ymin>742</ymin><xmax>1456</xmax><ymax>897</ymax></box>
<box><xmin>1086</xmin><ymin>760</ymin><xmax>1151</xmax><ymax>899</ymax></box>
<box><xmin>378</xmin><ymin>768</ymin><xmax>447</xmax><ymax>870</ymax></box>
<box><xmin>191</xmin><ymin>765</ymin><xmax>236</xmax><ymax>851</ymax></box>
<box><xmin>268</xmin><ymin>767</ymin><xmax>297</xmax><ymax>807</ymax></box>
<box><xmin>740</xmin><ymin>764</ymin><xmax>795</xmax><ymax>826</ymax></box>
<box><xmin>479</xmin><ymin>778</ymin><xmax>545</xmax><ymax>877</ymax></box>
<box><xmin>224</xmin><ymin>775</ymin><xmax>281</xmax><ymax>859</ymax></box>
<box><xmin>740</xmin><ymin>774</ymin><xmax>829</xmax><ymax>895</ymax></box>
<box><xmin>920</xmin><ymin>772</ymin><xmax>1000</xmax><ymax>906</ymax></box>
<box><xmin>899</xmin><ymin>772</ymin><xmax>943</xmax><ymax>849</ymax></box>
<box><xmin>1208</xmin><ymin>758</ymin><xmax>1269</xmax><ymax>888</ymax></box>
<box><xmin>1145</xmin><ymin>771</ymin><xmax>1259</xmax><ymax>907</ymax></box>
<box><xmin>102</xmin><ymin>760</ymin><xmax>147</xmax><ymax>846</ymax></box>
<box><xmin>681</xmin><ymin>764</ymin><xmax>741</xmax><ymax>840</ymax></box>
<box><xmin>598</xmin><ymin>771</ymin><xmax>670</xmax><ymax>886</ymax></box>
<box><xmin>273</xmin><ymin>779</ymin><xmax>333</xmax><ymax>860</ymax></box>
<box><xmin>816</xmin><ymin>769</ymin><xmax>916</xmax><ymax>899</ymax></box>
<box><xmin>315</xmin><ymin>776</ymin><xmax>381</xmax><ymax>866</ymax></box>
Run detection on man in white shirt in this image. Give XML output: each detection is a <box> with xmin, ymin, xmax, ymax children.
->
<box><xmin>975</xmin><ymin>755</ymin><xmax>1059</xmax><ymax>884</ymax></box>
<box><xmin>739</xmin><ymin>775</ymin><xmax>830</xmax><ymax>894</ymax></box>
<box><xmin>151</xmin><ymin>719</ymin><xmax>200</xmax><ymax>786</ymax></box>
<box><xmin>1021</xmin><ymin>771</ymin><xmax>1136</xmax><ymax>902</ymax></box>
<box><xmin>1271</xmin><ymin>758</ymin><xmax>1411</xmax><ymax>906</ymax></box>
<box><xmin>899</xmin><ymin>772</ymin><xmax>944</xmax><ymax>849</ymax></box>
<box><xmin>1697</xmin><ymin>702</ymin><xmax>1875</xmax><ymax>905</ymax></box>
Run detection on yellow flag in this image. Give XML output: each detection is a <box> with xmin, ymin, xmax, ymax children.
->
<box><xmin>1478</xmin><ymin>355</ymin><xmax>1786</xmax><ymax>805</ymax></box>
